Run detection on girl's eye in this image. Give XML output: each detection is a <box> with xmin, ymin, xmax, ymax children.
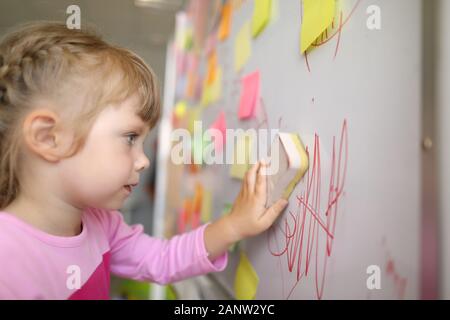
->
<box><xmin>126</xmin><ymin>134</ymin><xmax>138</xmax><ymax>146</ymax></box>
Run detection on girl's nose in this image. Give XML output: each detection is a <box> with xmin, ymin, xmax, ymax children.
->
<box><xmin>136</xmin><ymin>153</ymin><xmax>150</xmax><ymax>172</ymax></box>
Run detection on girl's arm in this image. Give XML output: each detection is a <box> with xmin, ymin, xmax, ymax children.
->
<box><xmin>204</xmin><ymin>161</ymin><xmax>288</xmax><ymax>261</ymax></box>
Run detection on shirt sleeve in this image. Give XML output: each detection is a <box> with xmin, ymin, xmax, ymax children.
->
<box><xmin>92</xmin><ymin>208</ymin><xmax>228</xmax><ymax>285</ymax></box>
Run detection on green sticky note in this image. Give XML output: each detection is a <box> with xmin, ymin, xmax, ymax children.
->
<box><xmin>300</xmin><ymin>0</ymin><xmax>335</xmax><ymax>53</ymax></box>
<box><xmin>251</xmin><ymin>0</ymin><xmax>272</xmax><ymax>37</ymax></box>
<box><xmin>234</xmin><ymin>251</ymin><xmax>259</xmax><ymax>300</ymax></box>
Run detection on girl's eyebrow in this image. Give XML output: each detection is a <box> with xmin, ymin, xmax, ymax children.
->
<box><xmin>126</xmin><ymin>125</ymin><xmax>145</xmax><ymax>134</ymax></box>
<box><xmin>125</xmin><ymin>118</ymin><xmax>146</xmax><ymax>132</ymax></box>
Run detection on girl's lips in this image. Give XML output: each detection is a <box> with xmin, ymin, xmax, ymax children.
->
<box><xmin>124</xmin><ymin>185</ymin><xmax>132</xmax><ymax>194</ymax></box>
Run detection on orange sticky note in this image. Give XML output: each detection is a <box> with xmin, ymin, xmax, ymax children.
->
<box><xmin>209</xmin><ymin>111</ymin><xmax>227</xmax><ymax>153</ymax></box>
<box><xmin>206</xmin><ymin>51</ymin><xmax>218</xmax><ymax>86</ymax></box>
<box><xmin>192</xmin><ymin>184</ymin><xmax>203</xmax><ymax>229</ymax></box>
<box><xmin>238</xmin><ymin>71</ymin><xmax>260</xmax><ymax>120</ymax></box>
<box><xmin>218</xmin><ymin>2</ymin><xmax>233</xmax><ymax>41</ymax></box>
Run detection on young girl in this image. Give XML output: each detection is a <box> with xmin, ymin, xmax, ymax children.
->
<box><xmin>0</xmin><ymin>22</ymin><xmax>288</xmax><ymax>299</ymax></box>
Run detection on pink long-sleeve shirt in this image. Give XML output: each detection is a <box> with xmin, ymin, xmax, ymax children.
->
<box><xmin>0</xmin><ymin>207</ymin><xmax>228</xmax><ymax>299</ymax></box>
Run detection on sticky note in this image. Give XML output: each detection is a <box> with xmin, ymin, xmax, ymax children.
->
<box><xmin>218</xmin><ymin>2</ymin><xmax>232</xmax><ymax>41</ymax></box>
<box><xmin>234</xmin><ymin>251</ymin><xmax>259</xmax><ymax>300</ymax></box>
<box><xmin>201</xmin><ymin>190</ymin><xmax>213</xmax><ymax>223</ymax></box>
<box><xmin>234</xmin><ymin>22</ymin><xmax>252</xmax><ymax>72</ymax></box>
<box><xmin>230</xmin><ymin>134</ymin><xmax>254</xmax><ymax>180</ymax></box>
<box><xmin>238</xmin><ymin>71</ymin><xmax>260</xmax><ymax>120</ymax></box>
<box><xmin>209</xmin><ymin>111</ymin><xmax>227</xmax><ymax>153</ymax></box>
<box><xmin>206</xmin><ymin>51</ymin><xmax>218</xmax><ymax>86</ymax></box>
<box><xmin>178</xmin><ymin>199</ymin><xmax>193</xmax><ymax>233</ymax></box>
<box><xmin>201</xmin><ymin>66</ymin><xmax>222</xmax><ymax>107</ymax></box>
<box><xmin>265</xmin><ymin>133</ymin><xmax>309</xmax><ymax>207</ymax></box>
<box><xmin>192</xmin><ymin>184</ymin><xmax>203</xmax><ymax>229</ymax></box>
<box><xmin>174</xmin><ymin>101</ymin><xmax>187</xmax><ymax>119</ymax></box>
<box><xmin>251</xmin><ymin>0</ymin><xmax>272</xmax><ymax>37</ymax></box>
<box><xmin>210</xmin><ymin>66</ymin><xmax>222</xmax><ymax>103</ymax></box>
<box><xmin>300</xmin><ymin>0</ymin><xmax>336</xmax><ymax>53</ymax></box>
<box><xmin>187</xmin><ymin>106</ymin><xmax>202</xmax><ymax>134</ymax></box>
<box><xmin>192</xmin><ymin>131</ymin><xmax>207</xmax><ymax>165</ymax></box>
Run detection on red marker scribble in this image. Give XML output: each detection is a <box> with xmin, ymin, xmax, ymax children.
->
<box><xmin>382</xmin><ymin>238</ymin><xmax>408</xmax><ymax>299</ymax></box>
<box><xmin>385</xmin><ymin>258</ymin><xmax>407</xmax><ymax>299</ymax></box>
<box><xmin>267</xmin><ymin>119</ymin><xmax>349</xmax><ymax>300</ymax></box>
<box><xmin>303</xmin><ymin>0</ymin><xmax>362</xmax><ymax>72</ymax></box>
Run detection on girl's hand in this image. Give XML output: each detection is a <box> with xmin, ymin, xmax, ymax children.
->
<box><xmin>204</xmin><ymin>161</ymin><xmax>288</xmax><ymax>260</ymax></box>
<box><xmin>225</xmin><ymin>160</ymin><xmax>288</xmax><ymax>242</ymax></box>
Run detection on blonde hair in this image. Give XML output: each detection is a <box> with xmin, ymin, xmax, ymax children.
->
<box><xmin>0</xmin><ymin>22</ymin><xmax>161</xmax><ymax>209</ymax></box>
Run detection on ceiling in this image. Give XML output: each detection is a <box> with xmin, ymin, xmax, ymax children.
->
<box><xmin>0</xmin><ymin>0</ymin><xmax>183</xmax><ymax>81</ymax></box>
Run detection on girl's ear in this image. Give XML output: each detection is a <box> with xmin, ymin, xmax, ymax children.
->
<box><xmin>22</xmin><ymin>109</ymin><xmax>74</xmax><ymax>162</ymax></box>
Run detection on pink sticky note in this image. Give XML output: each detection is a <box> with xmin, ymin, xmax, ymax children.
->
<box><xmin>210</xmin><ymin>111</ymin><xmax>227</xmax><ymax>153</ymax></box>
<box><xmin>238</xmin><ymin>71</ymin><xmax>260</xmax><ymax>120</ymax></box>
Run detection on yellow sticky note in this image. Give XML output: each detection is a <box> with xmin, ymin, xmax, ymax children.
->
<box><xmin>218</xmin><ymin>2</ymin><xmax>232</xmax><ymax>41</ymax></box>
<box><xmin>201</xmin><ymin>66</ymin><xmax>222</xmax><ymax>107</ymax></box>
<box><xmin>300</xmin><ymin>0</ymin><xmax>335</xmax><ymax>53</ymax></box>
<box><xmin>251</xmin><ymin>0</ymin><xmax>272</xmax><ymax>37</ymax></box>
<box><xmin>210</xmin><ymin>66</ymin><xmax>222</xmax><ymax>102</ymax></box>
<box><xmin>230</xmin><ymin>134</ymin><xmax>253</xmax><ymax>180</ymax></box>
<box><xmin>174</xmin><ymin>101</ymin><xmax>187</xmax><ymax>119</ymax></box>
<box><xmin>234</xmin><ymin>22</ymin><xmax>252</xmax><ymax>72</ymax></box>
<box><xmin>187</xmin><ymin>106</ymin><xmax>202</xmax><ymax>134</ymax></box>
<box><xmin>201</xmin><ymin>190</ymin><xmax>212</xmax><ymax>223</ymax></box>
<box><xmin>234</xmin><ymin>251</ymin><xmax>259</xmax><ymax>300</ymax></box>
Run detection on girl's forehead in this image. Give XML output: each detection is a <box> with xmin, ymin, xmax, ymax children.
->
<box><xmin>95</xmin><ymin>99</ymin><xmax>146</xmax><ymax>130</ymax></box>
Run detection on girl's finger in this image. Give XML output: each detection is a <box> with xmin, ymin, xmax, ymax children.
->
<box><xmin>245</xmin><ymin>161</ymin><xmax>260</xmax><ymax>193</ymax></box>
<box><xmin>259</xmin><ymin>198</ymin><xmax>288</xmax><ymax>229</ymax></box>
<box><xmin>255</xmin><ymin>160</ymin><xmax>268</xmax><ymax>197</ymax></box>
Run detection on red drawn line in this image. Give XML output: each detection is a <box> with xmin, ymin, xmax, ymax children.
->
<box><xmin>383</xmin><ymin>240</ymin><xmax>408</xmax><ymax>299</ymax></box>
<box><xmin>296</xmin><ymin>196</ymin><xmax>334</xmax><ymax>239</ymax></box>
<box><xmin>303</xmin><ymin>0</ymin><xmax>362</xmax><ymax>72</ymax></box>
<box><xmin>305</xmin><ymin>50</ymin><xmax>311</xmax><ymax>73</ymax></box>
<box><xmin>311</xmin><ymin>0</ymin><xmax>362</xmax><ymax>47</ymax></box>
<box><xmin>267</xmin><ymin>119</ymin><xmax>349</xmax><ymax>300</ymax></box>
<box><xmin>334</xmin><ymin>12</ymin><xmax>343</xmax><ymax>60</ymax></box>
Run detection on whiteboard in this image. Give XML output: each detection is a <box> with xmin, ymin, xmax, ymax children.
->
<box><xmin>160</xmin><ymin>0</ymin><xmax>422</xmax><ymax>299</ymax></box>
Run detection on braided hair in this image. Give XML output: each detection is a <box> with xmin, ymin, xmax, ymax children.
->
<box><xmin>0</xmin><ymin>22</ymin><xmax>161</xmax><ymax>209</ymax></box>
